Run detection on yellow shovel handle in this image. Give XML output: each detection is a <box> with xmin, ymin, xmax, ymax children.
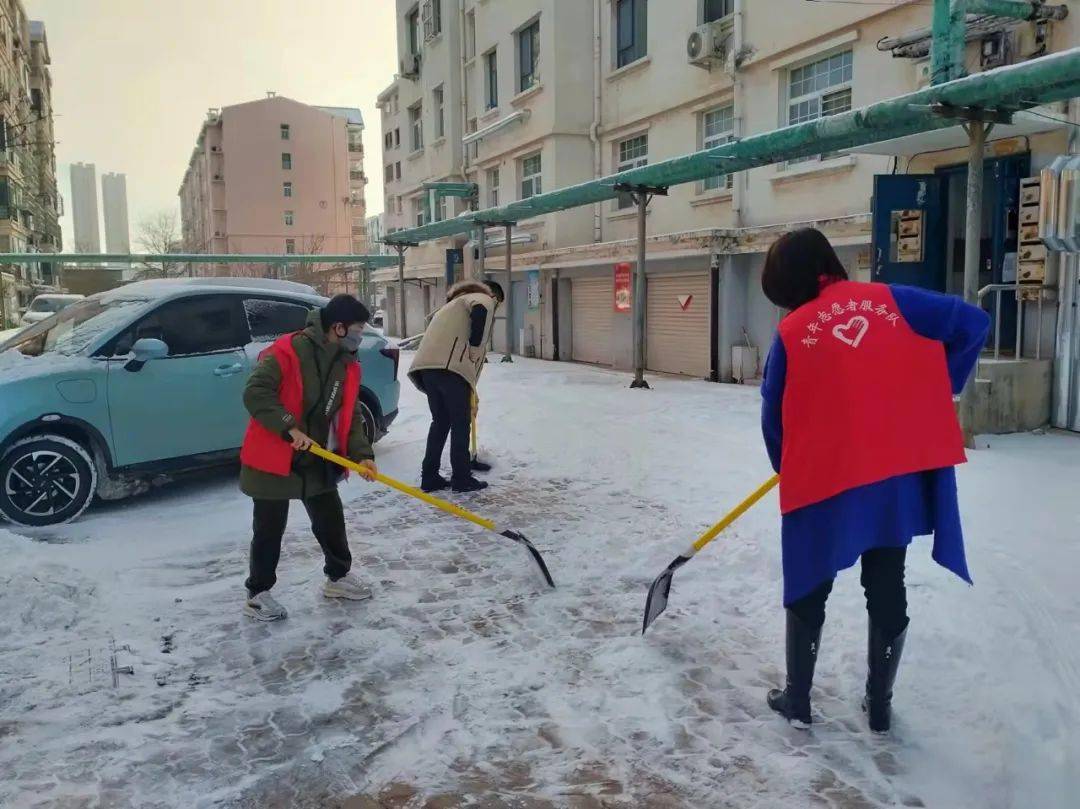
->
<box><xmin>691</xmin><ymin>474</ymin><xmax>780</xmax><ymax>554</ymax></box>
<box><xmin>308</xmin><ymin>444</ymin><xmax>496</xmax><ymax>532</ymax></box>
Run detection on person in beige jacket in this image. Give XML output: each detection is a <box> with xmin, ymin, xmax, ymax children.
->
<box><xmin>408</xmin><ymin>280</ymin><xmax>504</xmax><ymax>492</ymax></box>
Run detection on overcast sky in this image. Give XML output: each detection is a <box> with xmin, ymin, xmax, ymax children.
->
<box><xmin>29</xmin><ymin>0</ymin><xmax>396</xmax><ymax>251</ymax></box>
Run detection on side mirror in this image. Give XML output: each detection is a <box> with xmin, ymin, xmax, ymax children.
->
<box><xmin>125</xmin><ymin>337</ymin><xmax>169</xmax><ymax>372</ymax></box>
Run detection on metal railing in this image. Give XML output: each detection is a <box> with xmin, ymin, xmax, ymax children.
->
<box><xmin>976</xmin><ymin>282</ymin><xmax>1055</xmax><ymax>361</ymax></box>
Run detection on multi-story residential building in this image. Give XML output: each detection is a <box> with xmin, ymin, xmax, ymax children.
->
<box><xmin>178</xmin><ymin>95</ymin><xmax>368</xmax><ymax>293</ymax></box>
<box><xmin>69</xmin><ymin>162</ymin><xmax>100</xmax><ymax>252</ymax></box>
<box><xmin>376</xmin><ymin>1</ymin><xmax>1080</xmax><ymax>430</ymax></box>
<box><xmin>366</xmin><ymin>212</ymin><xmax>389</xmax><ymax>254</ymax></box>
<box><xmin>101</xmin><ymin>171</ymin><xmax>130</xmax><ymax>254</ymax></box>
<box><xmin>0</xmin><ymin>6</ymin><xmax>62</xmax><ymax>323</ymax></box>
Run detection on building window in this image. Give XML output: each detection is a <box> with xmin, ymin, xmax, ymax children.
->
<box><xmin>384</xmin><ymin>131</ymin><xmax>393</xmax><ymax>150</ymax></box>
<box><xmin>485</xmin><ymin>49</ymin><xmax>498</xmax><ymax>110</ymax></box>
<box><xmin>615</xmin><ymin>0</ymin><xmax>647</xmax><ymax>69</ymax></box>
<box><xmin>703</xmin><ymin>0</ymin><xmax>733</xmax><ymax>23</ymax></box>
<box><xmin>394</xmin><ymin>128</ymin><xmax>401</xmax><ymax>148</ymax></box>
<box><xmin>465</xmin><ymin>10</ymin><xmax>476</xmax><ymax>60</ymax></box>
<box><xmin>281</xmin><ymin>152</ymin><xmax>292</xmax><ymax>170</ymax></box>
<box><xmin>395</xmin><ymin>162</ymin><xmax>402</xmax><ymax>180</ymax></box>
<box><xmin>385</xmin><ymin>164</ymin><xmax>394</xmax><ymax>183</ymax></box>
<box><xmin>412</xmin><ymin>197</ymin><xmax>429</xmax><ymax>227</ymax></box>
<box><xmin>520</xmin><ymin>153</ymin><xmax>542</xmax><ymax>200</ymax></box>
<box><xmin>787</xmin><ymin>50</ymin><xmax>853</xmax><ymax>163</ymax></box>
<box><xmin>433</xmin><ymin>86</ymin><xmax>445</xmax><ymax>139</ymax></box>
<box><xmin>407</xmin><ymin>6</ymin><xmax>421</xmax><ymax>56</ymax></box>
<box><xmin>434</xmin><ymin>195</ymin><xmax>447</xmax><ymax>222</ymax></box>
<box><xmin>285</xmin><ymin>238</ymin><xmax>296</xmax><ymax>254</ymax></box>
<box><xmin>280</xmin><ymin>123</ymin><xmax>290</xmax><ymax>140</ymax></box>
<box><xmin>423</xmin><ymin>0</ymin><xmax>442</xmax><ymax>39</ymax></box>
<box><xmin>518</xmin><ymin>19</ymin><xmax>540</xmax><ymax>93</ymax></box>
<box><xmin>487</xmin><ymin>167</ymin><xmax>500</xmax><ymax>207</ymax></box>
<box><xmin>409</xmin><ymin>104</ymin><xmax>423</xmax><ymax>151</ymax></box>
<box><xmin>701</xmin><ymin>105</ymin><xmax>734</xmax><ymax>192</ymax></box>
<box><xmin>615</xmin><ymin>134</ymin><xmax>648</xmax><ymax>209</ymax></box>
<box><xmin>284</xmin><ymin>211</ymin><xmax>294</xmax><ymax>226</ymax></box>
<box><xmin>283</xmin><ymin>181</ymin><xmax>293</xmax><ymax>197</ymax></box>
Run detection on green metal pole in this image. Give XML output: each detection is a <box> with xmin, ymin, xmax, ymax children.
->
<box><xmin>631</xmin><ymin>192</ymin><xmax>650</xmax><ymax>389</ymax></box>
<box><xmin>502</xmin><ymin>223</ymin><xmax>513</xmax><ymax>363</ymax></box>
<box><xmin>967</xmin><ymin>0</ymin><xmax>1064</xmax><ymax>20</ymax></box>
<box><xmin>476</xmin><ymin>225</ymin><xmax>486</xmax><ymax>281</ymax></box>
<box><xmin>396</xmin><ymin>245</ymin><xmax>407</xmax><ymax>339</ymax></box>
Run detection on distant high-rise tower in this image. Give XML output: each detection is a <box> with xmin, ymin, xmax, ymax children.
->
<box><xmin>101</xmin><ymin>172</ymin><xmax>131</xmax><ymax>254</ymax></box>
<box><xmin>69</xmin><ymin>163</ymin><xmax>101</xmax><ymax>252</ymax></box>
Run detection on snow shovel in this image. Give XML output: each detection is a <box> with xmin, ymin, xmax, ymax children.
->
<box><xmin>470</xmin><ymin>393</ymin><xmax>490</xmax><ymax>471</ymax></box>
<box><xmin>307</xmin><ymin>444</ymin><xmax>555</xmax><ymax>589</ymax></box>
<box><xmin>641</xmin><ymin>475</ymin><xmax>779</xmax><ymax>634</ymax></box>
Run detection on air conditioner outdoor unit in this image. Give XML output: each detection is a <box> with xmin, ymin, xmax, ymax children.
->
<box><xmin>400</xmin><ymin>54</ymin><xmax>421</xmax><ymax>79</ymax></box>
<box><xmin>687</xmin><ymin>22</ymin><xmax>731</xmax><ymax>70</ymax></box>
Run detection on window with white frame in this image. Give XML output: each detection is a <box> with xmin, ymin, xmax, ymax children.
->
<box><xmin>283</xmin><ymin>181</ymin><xmax>293</xmax><ymax>198</ymax></box>
<box><xmin>433</xmin><ymin>86</ymin><xmax>445</xmax><ymax>139</ymax></box>
<box><xmin>520</xmin><ymin>153</ymin><xmax>542</xmax><ymax>199</ymax></box>
<box><xmin>423</xmin><ymin>0</ymin><xmax>442</xmax><ymax>39</ymax></box>
<box><xmin>701</xmin><ymin>105</ymin><xmax>734</xmax><ymax>192</ymax></box>
<box><xmin>285</xmin><ymin>238</ymin><xmax>296</xmax><ymax>254</ymax></box>
<box><xmin>284</xmin><ymin>210</ymin><xmax>294</xmax><ymax>226</ymax></box>
<box><xmin>787</xmin><ymin>50</ymin><xmax>853</xmax><ymax>163</ymax></box>
<box><xmin>409</xmin><ymin>103</ymin><xmax>423</xmax><ymax>151</ymax></box>
<box><xmin>615</xmin><ymin>134</ymin><xmax>648</xmax><ymax>209</ymax></box>
<box><xmin>518</xmin><ymin>19</ymin><xmax>540</xmax><ymax>93</ymax></box>
<box><xmin>385</xmin><ymin>164</ymin><xmax>394</xmax><ymax>183</ymax></box>
<box><xmin>487</xmin><ymin>167</ymin><xmax>500</xmax><ymax>207</ymax></box>
<box><xmin>281</xmin><ymin>152</ymin><xmax>292</xmax><ymax>170</ymax></box>
<box><xmin>702</xmin><ymin>0</ymin><xmax>733</xmax><ymax>23</ymax></box>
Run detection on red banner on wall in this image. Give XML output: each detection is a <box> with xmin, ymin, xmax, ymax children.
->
<box><xmin>614</xmin><ymin>263</ymin><xmax>632</xmax><ymax>313</ymax></box>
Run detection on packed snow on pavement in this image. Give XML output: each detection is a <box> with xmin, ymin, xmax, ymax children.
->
<box><xmin>1</xmin><ymin>355</ymin><xmax>1078</xmax><ymax>808</ymax></box>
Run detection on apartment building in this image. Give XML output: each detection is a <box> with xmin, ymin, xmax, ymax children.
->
<box><xmin>178</xmin><ymin>95</ymin><xmax>368</xmax><ymax>293</ymax></box>
<box><xmin>376</xmin><ymin>1</ymin><xmax>1080</xmax><ymax>429</ymax></box>
<box><xmin>0</xmin><ymin>6</ymin><xmax>62</xmax><ymax>324</ymax></box>
<box><xmin>101</xmin><ymin>171</ymin><xmax>131</xmax><ymax>254</ymax></box>
<box><xmin>69</xmin><ymin>162</ymin><xmax>99</xmax><ymax>252</ymax></box>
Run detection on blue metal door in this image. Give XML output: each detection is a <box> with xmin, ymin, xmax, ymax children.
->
<box><xmin>872</xmin><ymin>174</ymin><xmax>947</xmax><ymax>291</ymax></box>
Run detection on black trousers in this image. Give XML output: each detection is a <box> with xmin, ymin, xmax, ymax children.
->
<box><xmin>418</xmin><ymin>369</ymin><xmax>472</xmax><ymax>482</ymax></box>
<box><xmin>245</xmin><ymin>490</ymin><xmax>351</xmax><ymax>596</ymax></box>
<box><xmin>788</xmin><ymin>547</ymin><xmax>910</xmax><ymax>639</ymax></box>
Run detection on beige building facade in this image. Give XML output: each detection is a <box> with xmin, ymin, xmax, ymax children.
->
<box><xmin>179</xmin><ymin>95</ymin><xmax>368</xmax><ymax>293</ymax></box>
<box><xmin>375</xmin><ymin>0</ymin><xmax>1079</xmax><ymax>427</ymax></box>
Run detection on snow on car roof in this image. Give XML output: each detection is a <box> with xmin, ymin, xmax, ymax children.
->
<box><xmin>100</xmin><ymin>277</ymin><xmax>324</xmax><ymax>302</ymax></box>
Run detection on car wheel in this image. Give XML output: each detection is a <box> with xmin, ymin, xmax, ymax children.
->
<box><xmin>0</xmin><ymin>435</ymin><xmax>98</xmax><ymax>527</ymax></box>
<box><xmin>358</xmin><ymin>400</ymin><xmax>380</xmax><ymax>445</ymax></box>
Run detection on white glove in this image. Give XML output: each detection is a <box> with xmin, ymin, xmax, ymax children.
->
<box><xmin>468</xmin><ymin>344</ymin><xmax>484</xmax><ymax>363</ymax></box>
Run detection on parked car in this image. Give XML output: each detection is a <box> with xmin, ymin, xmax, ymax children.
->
<box><xmin>0</xmin><ymin>278</ymin><xmax>400</xmax><ymax>527</ymax></box>
<box><xmin>373</xmin><ymin>308</ymin><xmax>385</xmax><ymax>328</ymax></box>
<box><xmin>19</xmin><ymin>293</ymin><xmax>84</xmax><ymax>327</ymax></box>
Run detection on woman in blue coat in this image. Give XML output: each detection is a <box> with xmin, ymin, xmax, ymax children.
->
<box><xmin>760</xmin><ymin>228</ymin><xmax>990</xmax><ymax>732</ymax></box>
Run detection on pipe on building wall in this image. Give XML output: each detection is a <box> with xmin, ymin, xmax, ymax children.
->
<box><xmin>458</xmin><ymin>0</ymin><xmax>470</xmax><ymax>179</ymax></box>
<box><xmin>590</xmin><ymin>0</ymin><xmax>604</xmax><ymax>243</ymax></box>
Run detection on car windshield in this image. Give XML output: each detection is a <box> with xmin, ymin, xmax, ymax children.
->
<box><xmin>29</xmin><ymin>297</ymin><xmax>78</xmax><ymax>313</ymax></box>
<box><xmin>4</xmin><ymin>297</ymin><xmax>151</xmax><ymax>357</ymax></box>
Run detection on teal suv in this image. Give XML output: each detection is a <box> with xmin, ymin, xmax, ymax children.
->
<box><xmin>0</xmin><ymin>278</ymin><xmax>400</xmax><ymax>527</ymax></box>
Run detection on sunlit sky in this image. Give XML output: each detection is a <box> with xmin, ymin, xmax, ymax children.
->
<box><xmin>28</xmin><ymin>0</ymin><xmax>397</xmax><ymax>250</ymax></box>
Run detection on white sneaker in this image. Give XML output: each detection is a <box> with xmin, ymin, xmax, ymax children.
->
<box><xmin>322</xmin><ymin>572</ymin><xmax>372</xmax><ymax>601</ymax></box>
<box><xmin>244</xmin><ymin>591</ymin><xmax>288</xmax><ymax>622</ymax></box>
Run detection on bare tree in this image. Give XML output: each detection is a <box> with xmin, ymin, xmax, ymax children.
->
<box><xmin>135</xmin><ymin>211</ymin><xmax>182</xmax><ymax>279</ymax></box>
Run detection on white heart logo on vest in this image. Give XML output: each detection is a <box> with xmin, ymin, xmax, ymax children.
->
<box><xmin>832</xmin><ymin>315</ymin><xmax>869</xmax><ymax>348</ymax></box>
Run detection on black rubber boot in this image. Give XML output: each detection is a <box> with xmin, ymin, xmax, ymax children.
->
<box><xmin>863</xmin><ymin>623</ymin><xmax>907</xmax><ymax>734</ymax></box>
<box><xmin>420</xmin><ymin>474</ymin><xmax>450</xmax><ymax>493</ymax></box>
<box><xmin>471</xmin><ymin>458</ymin><xmax>492</xmax><ymax>473</ymax></box>
<box><xmin>767</xmin><ymin>611</ymin><xmax>823</xmax><ymax>728</ymax></box>
<box><xmin>452</xmin><ymin>476</ymin><xmax>489</xmax><ymax>493</ymax></box>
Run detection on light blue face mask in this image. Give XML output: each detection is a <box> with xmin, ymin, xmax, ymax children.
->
<box><xmin>339</xmin><ymin>325</ymin><xmax>365</xmax><ymax>354</ymax></box>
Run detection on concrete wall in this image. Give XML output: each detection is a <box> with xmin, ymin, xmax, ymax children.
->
<box><xmin>972</xmin><ymin>359</ymin><xmax>1053</xmax><ymax>434</ymax></box>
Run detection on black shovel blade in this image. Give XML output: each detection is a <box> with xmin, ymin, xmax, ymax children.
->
<box><xmin>642</xmin><ymin>555</ymin><xmax>692</xmax><ymax>635</ymax></box>
<box><xmin>501</xmin><ymin>529</ymin><xmax>556</xmax><ymax>589</ymax></box>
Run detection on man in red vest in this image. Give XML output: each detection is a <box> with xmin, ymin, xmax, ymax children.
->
<box><xmin>239</xmin><ymin>295</ymin><xmax>378</xmax><ymax>622</ymax></box>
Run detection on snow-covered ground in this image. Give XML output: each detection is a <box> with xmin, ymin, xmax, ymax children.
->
<box><xmin>2</xmin><ymin>355</ymin><xmax>1078</xmax><ymax>808</ymax></box>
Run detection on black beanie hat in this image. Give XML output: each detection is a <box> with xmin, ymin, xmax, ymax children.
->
<box><xmin>320</xmin><ymin>295</ymin><xmax>371</xmax><ymax>331</ymax></box>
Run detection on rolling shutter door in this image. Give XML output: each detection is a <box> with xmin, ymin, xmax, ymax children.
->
<box><xmin>571</xmin><ymin>277</ymin><xmax>613</xmax><ymax>366</ymax></box>
<box><xmin>646</xmin><ymin>273</ymin><xmax>711</xmax><ymax>378</ymax></box>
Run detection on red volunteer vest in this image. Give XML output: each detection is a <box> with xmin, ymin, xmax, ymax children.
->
<box><xmin>239</xmin><ymin>332</ymin><xmax>361</xmax><ymax>477</ymax></box>
<box><xmin>777</xmin><ymin>280</ymin><xmax>965</xmax><ymax>514</ymax></box>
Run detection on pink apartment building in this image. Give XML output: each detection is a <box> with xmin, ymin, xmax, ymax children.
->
<box><xmin>178</xmin><ymin>95</ymin><xmax>367</xmax><ymax>288</ymax></box>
